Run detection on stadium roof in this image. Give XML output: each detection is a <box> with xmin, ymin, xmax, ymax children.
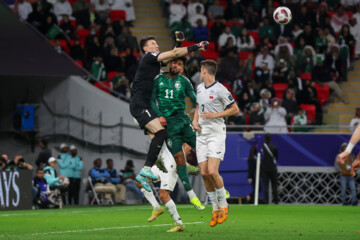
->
<box><xmin>0</xmin><ymin>2</ymin><xmax>88</xmax><ymax>77</ymax></box>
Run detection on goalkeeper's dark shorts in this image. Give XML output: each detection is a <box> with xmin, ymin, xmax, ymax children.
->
<box><xmin>165</xmin><ymin>111</ymin><xmax>196</xmax><ymax>155</ymax></box>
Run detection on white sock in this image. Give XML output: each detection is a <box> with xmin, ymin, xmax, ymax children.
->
<box><xmin>165</xmin><ymin>200</ymin><xmax>183</xmax><ymax>225</ymax></box>
<box><xmin>216</xmin><ymin>187</ymin><xmax>228</xmax><ymax>208</ymax></box>
<box><xmin>187</xmin><ymin>189</ymin><xmax>196</xmax><ymax>200</ymax></box>
<box><xmin>207</xmin><ymin>191</ymin><xmax>219</xmax><ymax>211</ymax></box>
<box><xmin>141</xmin><ymin>188</ymin><xmax>160</xmax><ymax>210</ymax></box>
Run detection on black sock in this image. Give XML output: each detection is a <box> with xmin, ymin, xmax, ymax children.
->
<box><xmin>144</xmin><ymin>129</ymin><xmax>167</xmax><ymax>167</ymax></box>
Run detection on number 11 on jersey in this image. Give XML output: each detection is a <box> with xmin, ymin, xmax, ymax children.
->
<box><xmin>165</xmin><ymin>89</ymin><xmax>174</xmax><ymax>99</ymax></box>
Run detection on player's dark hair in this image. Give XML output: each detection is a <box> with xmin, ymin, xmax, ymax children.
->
<box><xmin>140</xmin><ymin>36</ymin><xmax>155</xmax><ymax>53</ymax></box>
<box><xmin>106</xmin><ymin>158</ymin><xmax>113</xmax><ymax>164</ymax></box>
<box><xmin>201</xmin><ymin>60</ymin><xmax>218</xmax><ymax>76</ymax></box>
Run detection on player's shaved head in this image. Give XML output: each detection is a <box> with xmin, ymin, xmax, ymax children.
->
<box><xmin>140</xmin><ymin>36</ymin><xmax>156</xmax><ymax>53</ymax></box>
<box><xmin>201</xmin><ymin>60</ymin><xmax>218</xmax><ymax>76</ymax></box>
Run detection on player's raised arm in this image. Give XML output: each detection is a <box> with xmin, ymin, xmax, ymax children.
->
<box><xmin>157</xmin><ymin>41</ymin><xmax>209</xmax><ymax>63</ymax></box>
<box><xmin>185</xmin><ymin>78</ymin><xmax>197</xmax><ymax>107</ymax></box>
<box><xmin>192</xmin><ymin>105</ymin><xmax>201</xmax><ymax>131</ymax></box>
<box><xmin>338</xmin><ymin>126</ymin><xmax>360</xmax><ymax>164</ymax></box>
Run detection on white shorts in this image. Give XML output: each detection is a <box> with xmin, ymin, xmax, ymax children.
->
<box><xmin>196</xmin><ymin>125</ymin><xmax>226</xmax><ymax>163</ymax></box>
<box><xmin>151</xmin><ymin>166</ymin><xmax>178</xmax><ymax>191</ymax></box>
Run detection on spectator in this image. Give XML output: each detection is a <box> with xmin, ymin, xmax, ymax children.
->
<box><xmin>33</xmin><ymin>169</ymin><xmax>49</xmax><ymax>208</ymax></box>
<box><xmin>259</xmin><ymin>88</ymin><xmax>272</xmax><ymax>110</ymax></box>
<box><xmin>259</xmin><ymin>17</ymin><xmax>275</xmax><ymax>41</ymax></box>
<box><xmin>247</xmin><ymin>144</ymin><xmax>261</xmax><ymax>203</ymax></box>
<box><xmin>27</xmin><ymin>3</ymin><xmax>44</xmax><ymax>30</ymax></box>
<box><xmin>95</xmin><ymin>0</ymin><xmax>110</xmax><ymax>21</ymax></box>
<box><xmin>294</xmin><ymin>5</ymin><xmax>315</xmax><ymax>28</ymax></box>
<box><xmin>0</xmin><ymin>156</ymin><xmax>7</xmax><ymax>171</ymax></box>
<box><xmin>5</xmin><ymin>161</ymin><xmax>18</xmax><ymax>171</ymax></box>
<box><xmin>316</xmin><ymin>2</ymin><xmax>330</xmax><ymax>28</ymax></box>
<box><xmin>54</xmin><ymin>0</ymin><xmax>72</xmax><ymax>20</ymax></box>
<box><xmin>36</xmin><ymin>138</ymin><xmax>52</xmax><ymax>169</ymax></box>
<box><xmin>331</xmin><ymin>5</ymin><xmax>349</xmax><ymax>34</ymax></box>
<box><xmin>237</xmin><ymin>28</ymin><xmax>255</xmax><ymax>52</ymax></box>
<box><xmin>249</xmin><ymin>102</ymin><xmax>265</xmax><ymax>130</ymax></box>
<box><xmin>238</xmin><ymin>92</ymin><xmax>253</xmax><ymax>115</ymax></box>
<box><xmin>220</xmin><ymin>37</ymin><xmax>237</xmax><ymax>57</ymax></box>
<box><xmin>218</xmin><ymin>26</ymin><xmax>236</xmax><ymax>47</ymax></box>
<box><xmin>339</xmin><ymin>24</ymin><xmax>355</xmax><ymax>57</ymax></box>
<box><xmin>231</xmin><ymin>18</ymin><xmax>243</xmax><ymax>38</ymax></box>
<box><xmin>91</xmin><ymin>54</ymin><xmax>107</xmax><ymax>81</ymax></box>
<box><xmin>70</xmin><ymin>39</ymin><xmax>85</xmax><ymax>61</ymax></box>
<box><xmin>353</xmin><ymin>4</ymin><xmax>360</xmax><ymax>30</ymax></box>
<box><xmin>90</xmin><ymin>158</ymin><xmax>116</xmax><ymax>201</ymax></box>
<box><xmin>349</xmin><ymin>18</ymin><xmax>360</xmax><ymax>59</ymax></box>
<box><xmin>57</xmin><ymin>143</ymin><xmax>72</xmax><ymax>179</ymax></box>
<box><xmin>311</xmin><ymin>55</ymin><xmax>348</xmax><ymax>103</ymax></box>
<box><xmin>324</xmin><ymin>27</ymin><xmax>336</xmax><ymax>49</ymax></box>
<box><xmin>170</xmin><ymin>17</ymin><xmax>194</xmax><ymax>41</ymax></box>
<box><xmin>187</xmin><ymin>0</ymin><xmax>204</xmax><ymax>17</ymax></box>
<box><xmin>102</xmin><ymin>31</ymin><xmax>116</xmax><ymax>54</ymax></box>
<box><xmin>17</xmin><ymin>0</ymin><xmax>32</xmax><ymax>21</ymax></box>
<box><xmin>274</xmin><ymin>36</ymin><xmax>293</xmax><ymax>57</ymax></box>
<box><xmin>218</xmin><ymin>47</ymin><xmax>240</xmax><ymax>83</ymax></box>
<box><xmin>261</xmin><ymin>133</ymin><xmax>279</xmax><ymax>204</ymax></box>
<box><xmin>255</xmin><ymin>45</ymin><xmax>274</xmax><ymax>82</ymax></box>
<box><xmin>69</xmin><ymin>145</ymin><xmax>83</xmax><ymax>205</ymax></box>
<box><xmin>123</xmin><ymin>47</ymin><xmax>138</xmax><ymax>82</ymax></box>
<box><xmin>74</xmin><ymin>3</ymin><xmax>101</xmax><ymax>29</ymax></box>
<box><xmin>244</xmin><ymin>81</ymin><xmax>259</xmax><ymax>102</ymax></box>
<box><xmin>104</xmin><ymin>47</ymin><xmax>123</xmax><ymax>72</ymax></box>
<box><xmin>189</xmin><ymin>5</ymin><xmax>207</xmax><ymax>28</ymax></box>
<box><xmin>274</xmin><ymin>18</ymin><xmax>293</xmax><ymax>39</ymax></box>
<box><xmin>113</xmin><ymin>74</ymin><xmax>131</xmax><ymax>101</ymax></box>
<box><xmin>299</xmin><ymin>45</ymin><xmax>316</xmax><ymax>73</ymax></box>
<box><xmin>59</xmin><ymin>15</ymin><xmax>75</xmax><ymax>39</ymax></box>
<box><xmin>72</xmin><ymin>0</ymin><xmax>89</xmax><ymax>13</ymax></box>
<box><xmin>210</xmin><ymin>16</ymin><xmax>225</xmax><ymax>46</ymax></box>
<box><xmin>105</xmin><ymin>159</ymin><xmax>126</xmax><ymax>204</ymax></box>
<box><xmin>243</xmin><ymin>5</ymin><xmax>259</xmax><ymax>31</ymax></box>
<box><xmin>264</xmin><ymin>99</ymin><xmax>288</xmax><ymax>133</ymax></box>
<box><xmin>315</xmin><ymin>28</ymin><xmax>328</xmax><ymax>54</ymax></box>
<box><xmin>14</xmin><ymin>155</ymin><xmax>33</xmax><ymax>170</ymax></box>
<box><xmin>272</xmin><ymin>59</ymin><xmax>290</xmax><ymax>84</ymax></box>
<box><xmin>225</xmin><ymin>0</ymin><xmax>242</xmax><ymax>21</ymax></box>
<box><xmin>120</xmin><ymin>160</ymin><xmax>144</xmax><ymax>201</ymax></box>
<box><xmin>324</xmin><ymin>44</ymin><xmax>342</xmax><ymax>81</ymax></box>
<box><xmin>207</xmin><ymin>0</ymin><xmax>224</xmax><ymax>21</ymax></box>
<box><xmin>168</xmin><ymin>0</ymin><xmax>186</xmax><ymax>26</ymax></box>
<box><xmin>341</xmin><ymin>0</ymin><xmax>358</xmax><ymax>11</ymax></box>
<box><xmin>349</xmin><ymin>108</ymin><xmax>360</xmax><ymax>133</ymax></box>
<box><xmin>40</xmin><ymin>14</ymin><xmax>57</xmax><ymax>36</ymax></box>
<box><xmin>116</xmin><ymin>26</ymin><xmax>139</xmax><ymax>52</ymax></box>
<box><xmin>282</xmin><ymin>89</ymin><xmax>298</xmax><ymax>124</ymax></box>
<box><xmin>292</xmin><ymin>23</ymin><xmax>303</xmax><ymax>41</ymax></box>
<box><xmin>193</xmin><ymin>19</ymin><xmax>209</xmax><ymax>42</ymax></box>
<box><xmin>292</xmin><ymin>107</ymin><xmax>307</xmax><ymax>131</ymax></box>
<box><xmin>44</xmin><ymin>157</ymin><xmax>67</xmax><ymax>188</ymax></box>
<box><xmin>111</xmin><ymin>0</ymin><xmax>136</xmax><ymax>24</ymax></box>
<box><xmin>334</xmin><ymin>143</ymin><xmax>358</xmax><ymax>206</ymax></box>
<box><xmin>297</xmin><ymin>24</ymin><xmax>314</xmax><ymax>48</ymax></box>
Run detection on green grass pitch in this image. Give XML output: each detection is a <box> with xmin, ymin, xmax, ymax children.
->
<box><xmin>1</xmin><ymin>204</ymin><xmax>360</xmax><ymax>239</ymax></box>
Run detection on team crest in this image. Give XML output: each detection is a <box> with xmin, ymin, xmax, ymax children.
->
<box><xmin>228</xmin><ymin>95</ymin><xmax>234</xmax><ymax>101</ymax></box>
<box><xmin>167</xmin><ymin>139</ymin><xmax>173</xmax><ymax>148</ymax></box>
<box><xmin>175</xmin><ymin>81</ymin><xmax>181</xmax><ymax>89</ymax></box>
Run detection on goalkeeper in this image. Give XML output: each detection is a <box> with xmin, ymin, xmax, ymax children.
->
<box><xmin>150</xmin><ymin>34</ymin><xmax>204</xmax><ymax>210</ymax></box>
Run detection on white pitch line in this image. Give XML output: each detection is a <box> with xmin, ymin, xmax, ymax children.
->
<box><xmin>0</xmin><ymin>222</ymin><xmax>204</xmax><ymax>238</ymax></box>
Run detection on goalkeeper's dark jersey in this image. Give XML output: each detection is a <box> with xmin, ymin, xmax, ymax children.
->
<box><xmin>150</xmin><ymin>74</ymin><xmax>197</xmax><ymax>118</ymax></box>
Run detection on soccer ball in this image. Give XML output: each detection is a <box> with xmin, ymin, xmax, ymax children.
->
<box><xmin>60</xmin><ymin>177</ymin><xmax>70</xmax><ymax>187</ymax></box>
<box><xmin>273</xmin><ymin>6</ymin><xmax>292</xmax><ymax>25</ymax></box>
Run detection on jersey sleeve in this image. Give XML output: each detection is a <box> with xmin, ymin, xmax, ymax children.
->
<box><xmin>143</xmin><ymin>52</ymin><xmax>159</xmax><ymax>64</ymax></box>
<box><xmin>150</xmin><ymin>77</ymin><xmax>163</xmax><ymax>117</ymax></box>
<box><xmin>184</xmin><ymin>77</ymin><xmax>197</xmax><ymax>106</ymax></box>
<box><xmin>219</xmin><ymin>85</ymin><xmax>235</xmax><ymax>108</ymax></box>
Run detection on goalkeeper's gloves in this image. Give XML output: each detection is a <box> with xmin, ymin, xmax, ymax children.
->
<box><xmin>197</xmin><ymin>41</ymin><xmax>209</xmax><ymax>51</ymax></box>
<box><xmin>175</xmin><ymin>31</ymin><xmax>185</xmax><ymax>42</ymax></box>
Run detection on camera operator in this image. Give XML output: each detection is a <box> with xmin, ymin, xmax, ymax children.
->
<box><xmin>14</xmin><ymin>155</ymin><xmax>33</xmax><ymax>170</ymax></box>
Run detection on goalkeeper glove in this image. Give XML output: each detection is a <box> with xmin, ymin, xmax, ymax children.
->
<box><xmin>197</xmin><ymin>41</ymin><xmax>209</xmax><ymax>51</ymax></box>
<box><xmin>175</xmin><ymin>31</ymin><xmax>185</xmax><ymax>42</ymax></box>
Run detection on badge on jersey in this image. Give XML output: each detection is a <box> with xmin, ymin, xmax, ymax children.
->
<box><xmin>228</xmin><ymin>95</ymin><xmax>234</xmax><ymax>101</ymax></box>
<box><xmin>209</xmin><ymin>96</ymin><xmax>213</xmax><ymax>99</ymax></box>
<box><xmin>175</xmin><ymin>81</ymin><xmax>181</xmax><ymax>89</ymax></box>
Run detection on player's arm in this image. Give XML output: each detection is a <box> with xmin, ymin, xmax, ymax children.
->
<box><xmin>338</xmin><ymin>126</ymin><xmax>360</xmax><ymax>164</ymax></box>
<box><xmin>185</xmin><ymin>78</ymin><xmax>197</xmax><ymax>107</ymax></box>
<box><xmin>200</xmin><ymin>102</ymin><xmax>239</xmax><ymax>119</ymax></box>
<box><xmin>157</xmin><ymin>41</ymin><xmax>209</xmax><ymax>63</ymax></box>
<box><xmin>192</xmin><ymin>105</ymin><xmax>201</xmax><ymax>131</ymax></box>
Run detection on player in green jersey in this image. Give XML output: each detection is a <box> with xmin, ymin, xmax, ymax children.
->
<box><xmin>150</xmin><ymin>57</ymin><xmax>205</xmax><ymax>210</ymax></box>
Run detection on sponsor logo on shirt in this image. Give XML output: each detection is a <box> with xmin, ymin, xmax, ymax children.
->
<box><xmin>209</xmin><ymin>96</ymin><xmax>213</xmax><ymax>99</ymax></box>
<box><xmin>175</xmin><ymin>81</ymin><xmax>181</xmax><ymax>89</ymax></box>
<box><xmin>160</xmin><ymin>82</ymin><xmax>164</xmax><ymax>86</ymax></box>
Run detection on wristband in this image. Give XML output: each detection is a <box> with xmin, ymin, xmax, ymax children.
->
<box><xmin>187</xmin><ymin>44</ymin><xmax>199</xmax><ymax>53</ymax></box>
<box><xmin>345</xmin><ymin>143</ymin><xmax>355</xmax><ymax>153</ymax></box>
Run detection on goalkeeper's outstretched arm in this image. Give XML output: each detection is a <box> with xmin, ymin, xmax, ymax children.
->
<box><xmin>157</xmin><ymin>41</ymin><xmax>208</xmax><ymax>63</ymax></box>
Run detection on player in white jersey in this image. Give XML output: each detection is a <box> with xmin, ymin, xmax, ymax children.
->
<box><xmin>139</xmin><ymin>143</ymin><xmax>185</xmax><ymax>232</ymax></box>
<box><xmin>192</xmin><ymin>60</ymin><xmax>239</xmax><ymax>227</ymax></box>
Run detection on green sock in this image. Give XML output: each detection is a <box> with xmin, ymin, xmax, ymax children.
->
<box><xmin>177</xmin><ymin>165</ymin><xmax>192</xmax><ymax>191</ymax></box>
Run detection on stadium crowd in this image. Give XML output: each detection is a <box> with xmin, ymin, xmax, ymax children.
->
<box><xmin>9</xmin><ymin>0</ymin><xmax>360</xmax><ymax>130</ymax></box>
